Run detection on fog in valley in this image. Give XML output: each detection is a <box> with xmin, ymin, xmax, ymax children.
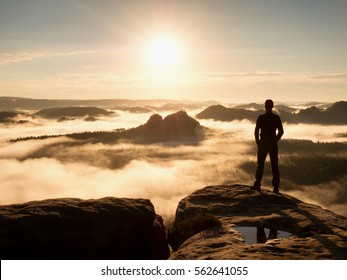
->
<box><xmin>1</xmin><ymin>103</ymin><xmax>346</xmax><ymax>218</ymax></box>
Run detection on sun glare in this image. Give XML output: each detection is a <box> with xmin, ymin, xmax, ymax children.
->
<box><xmin>146</xmin><ymin>34</ymin><xmax>183</xmax><ymax>69</ymax></box>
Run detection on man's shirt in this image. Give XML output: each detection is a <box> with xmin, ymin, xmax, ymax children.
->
<box><xmin>255</xmin><ymin>112</ymin><xmax>284</xmax><ymax>144</ymax></box>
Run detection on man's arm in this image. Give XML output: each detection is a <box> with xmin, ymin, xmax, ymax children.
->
<box><xmin>276</xmin><ymin>117</ymin><xmax>284</xmax><ymax>142</ymax></box>
<box><xmin>254</xmin><ymin>118</ymin><xmax>260</xmax><ymax>144</ymax></box>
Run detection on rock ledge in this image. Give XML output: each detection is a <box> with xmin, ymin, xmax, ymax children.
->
<box><xmin>169</xmin><ymin>184</ymin><xmax>347</xmax><ymax>259</ymax></box>
<box><xmin>0</xmin><ymin>197</ymin><xmax>169</xmax><ymax>259</ymax></box>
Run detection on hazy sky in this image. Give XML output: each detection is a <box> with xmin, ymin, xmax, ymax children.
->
<box><xmin>0</xmin><ymin>0</ymin><xmax>346</xmax><ymax>102</ymax></box>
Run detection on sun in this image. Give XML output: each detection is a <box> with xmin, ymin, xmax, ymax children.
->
<box><xmin>146</xmin><ymin>34</ymin><xmax>183</xmax><ymax>69</ymax></box>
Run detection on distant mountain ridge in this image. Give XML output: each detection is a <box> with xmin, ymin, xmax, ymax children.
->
<box><xmin>0</xmin><ymin>96</ymin><xmax>174</xmax><ymax>110</ymax></box>
<box><xmin>0</xmin><ymin>96</ymin><xmax>217</xmax><ymax>111</ymax></box>
<box><xmin>34</xmin><ymin>107</ymin><xmax>114</xmax><ymax>119</ymax></box>
<box><xmin>233</xmin><ymin>103</ymin><xmax>297</xmax><ymax>113</ymax></box>
<box><xmin>197</xmin><ymin>105</ymin><xmax>259</xmax><ymax>122</ymax></box>
<box><xmin>0</xmin><ymin>111</ymin><xmax>32</xmax><ymax>124</ymax></box>
<box><xmin>12</xmin><ymin>110</ymin><xmax>204</xmax><ymax>144</ymax></box>
<box><xmin>197</xmin><ymin>101</ymin><xmax>347</xmax><ymax>124</ymax></box>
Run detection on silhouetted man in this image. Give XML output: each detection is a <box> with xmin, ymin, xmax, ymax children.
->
<box><xmin>252</xmin><ymin>99</ymin><xmax>284</xmax><ymax>193</ymax></box>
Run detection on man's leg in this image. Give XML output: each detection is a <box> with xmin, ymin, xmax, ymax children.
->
<box><xmin>256</xmin><ymin>227</ymin><xmax>267</xmax><ymax>243</ymax></box>
<box><xmin>253</xmin><ymin>144</ymin><xmax>267</xmax><ymax>190</ymax></box>
<box><xmin>269</xmin><ymin>145</ymin><xmax>280</xmax><ymax>192</ymax></box>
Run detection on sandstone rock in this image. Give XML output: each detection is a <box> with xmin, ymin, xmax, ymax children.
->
<box><xmin>169</xmin><ymin>184</ymin><xmax>347</xmax><ymax>259</ymax></box>
<box><xmin>0</xmin><ymin>197</ymin><xmax>169</xmax><ymax>260</ymax></box>
<box><xmin>125</xmin><ymin>110</ymin><xmax>204</xmax><ymax>143</ymax></box>
<box><xmin>62</xmin><ymin>110</ymin><xmax>204</xmax><ymax>144</ymax></box>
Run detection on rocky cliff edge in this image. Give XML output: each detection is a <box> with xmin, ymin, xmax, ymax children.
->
<box><xmin>169</xmin><ymin>184</ymin><xmax>347</xmax><ymax>259</ymax></box>
<box><xmin>0</xmin><ymin>197</ymin><xmax>169</xmax><ymax>260</ymax></box>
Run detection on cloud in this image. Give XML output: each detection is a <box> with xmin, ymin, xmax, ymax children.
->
<box><xmin>309</xmin><ymin>73</ymin><xmax>347</xmax><ymax>80</ymax></box>
<box><xmin>0</xmin><ymin>113</ymin><xmax>346</xmax><ymax>218</ymax></box>
<box><xmin>0</xmin><ymin>157</ymin><xmax>222</xmax><ymax>215</ymax></box>
<box><xmin>0</xmin><ymin>126</ymin><xmax>254</xmax><ymax>215</ymax></box>
<box><xmin>202</xmin><ymin>71</ymin><xmax>285</xmax><ymax>79</ymax></box>
<box><xmin>0</xmin><ymin>138</ymin><xmax>68</xmax><ymax>159</ymax></box>
<box><xmin>0</xmin><ymin>50</ymin><xmax>96</xmax><ymax>67</ymax></box>
<box><xmin>286</xmin><ymin>179</ymin><xmax>347</xmax><ymax>217</ymax></box>
<box><xmin>283</xmin><ymin>123</ymin><xmax>347</xmax><ymax>142</ymax></box>
<box><xmin>173</xmin><ymin>71</ymin><xmax>287</xmax><ymax>86</ymax></box>
<box><xmin>58</xmin><ymin>72</ymin><xmax>150</xmax><ymax>88</ymax></box>
<box><xmin>0</xmin><ymin>110</ymin><xmax>150</xmax><ymax>140</ymax></box>
<box><xmin>0</xmin><ymin>52</ymin><xmax>48</xmax><ymax>67</ymax></box>
<box><xmin>2</xmin><ymin>135</ymin><xmax>345</xmax><ymax>217</ymax></box>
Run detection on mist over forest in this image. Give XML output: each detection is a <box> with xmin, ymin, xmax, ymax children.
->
<box><xmin>1</xmin><ymin>98</ymin><xmax>346</xmax><ymax>217</ymax></box>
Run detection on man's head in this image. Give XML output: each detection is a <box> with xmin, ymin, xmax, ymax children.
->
<box><xmin>265</xmin><ymin>99</ymin><xmax>274</xmax><ymax>112</ymax></box>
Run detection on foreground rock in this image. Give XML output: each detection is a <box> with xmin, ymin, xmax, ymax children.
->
<box><xmin>169</xmin><ymin>185</ymin><xmax>347</xmax><ymax>259</ymax></box>
<box><xmin>0</xmin><ymin>197</ymin><xmax>169</xmax><ymax>260</ymax></box>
